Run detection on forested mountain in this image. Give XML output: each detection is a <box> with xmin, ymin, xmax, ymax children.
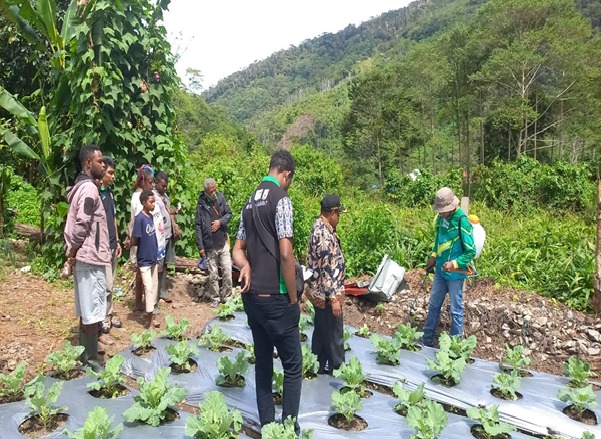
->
<box><xmin>202</xmin><ymin>0</ymin><xmax>601</xmax><ymax>189</ymax></box>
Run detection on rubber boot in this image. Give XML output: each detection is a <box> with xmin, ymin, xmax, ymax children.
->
<box><xmin>79</xmin><ymin>329</ymin><xmax>104</xmax><ymax>373</ymax></box>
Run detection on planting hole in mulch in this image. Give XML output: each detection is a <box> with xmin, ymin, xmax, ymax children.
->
<box><xmin>499</xmin><ymin>365</ymin><xmax>533</xmax><ymax>378</ymax></box>
<box><xmin>88</xmin><ymin>384</ymin><xmax>130</xmax><ymax>399</ymax></box>
<box><xmin>170</xmin><ymin>359</ymin><xmax>198</xmax><ymax>374</ymax></box>
<box><xmin>300</xmin><ymin>333</ymin><xmax>308</xmax><ymax>342</ymax></box>
<box><xmin>161</xmin><ymin>408</ymin><xmax>180</xmax><ymax>424</ymax></box>
<box><xmin>328</xmin><ymin>413</ymin><xmax>368</xmax><ymax>431</ymax></box>
<box><xmin>218</xmin><ymin>375</ymin><xmax>246</xmax><ymax>388</ymax></box>
<box><xmin>219</xmin><ymin>315</ymin><xmax>235</xmax><ymax>322</ymax></box>
<box><xmin>226</xmin><ymin>340</ymin><xmax>247</xmax><ymax>349</ymax></box>
<box><xmin>132</xmin><ymin>346</ymin><xmax>156</xmax><ymax>357</ymax></box>
<box><xmin>354</xmin><ymin>332</ymin><xmax>370</xmax><ymax>339</ymax></box>
<box><xmin>431</xmin><ymin>374</ymin><xmax>458</xmax><ymax>387</ymax></box>
<box><xmin>18</xmin><ymin>413</ymin><xmax>69</xmax><ymax>438</ymax></box>
<box><xmin>304</xmin><ymin>371</ymin><xmax>317</xmax><ymax>380</ymax></box>
<box><xmin>490</xmin><ymin>388</ymin><xmax>523</xmax><ymax>401</ymax></box>
<box><xmin>340</xmin><ymin>386</ymin><xmax>373</xmax><ymax>398</ymax></box>
<box><xmin>471</xmin><ymin>424</ymin><xmax>511</xmax><ymax>439</ymax></box>
<box><xmin>273</xmin><ymin>392</ymin><xmax>282</xmax><ymax>406</ymax></box>
<box><xmin>364</xmin><ymin>381</ymin><xmax>395</xmax><ymax>397</ymax></box>
<box><xmin>0</xmin><ymin>394</ymin><xmax>24</xmax><ymax>404</ymax></box>
<box><xmin>52</xmin><ymin>368</ymin><xmax>86</xmax><ymax>381</ymax></box>
<box><xmin>562</xmin><ymin>405</ymin><xmax>598</xmax><ymax>425</ymax></box>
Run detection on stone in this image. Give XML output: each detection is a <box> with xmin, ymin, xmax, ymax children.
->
<box><xmin>535</xmin><ymin>316</ymin><xmax>548</xmax><ymax>326</ymax></box>
<box><xmin>586</xmin><ymin>329</ymin><xmax>601</xmax><ymax>343</ymax></box>
<box><xmin>588</xmin><ymin>347</ymin><xmax>600</xmax><ymax>356</ymax></box>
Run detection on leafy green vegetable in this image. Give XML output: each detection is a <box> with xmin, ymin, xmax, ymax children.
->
<box><xmin>331</xmin><ymin>389</ymin><xmax>363</xmax><ymax>421</ymax></box>
<box><xmin>232</xmin><ymin>294</ymin><xmax>244</xmax><ymax>312</ymax></box>
<box><xmin>185</xmin><ymin>391</ymin><xmax>243</xmax><ymax>439</ymax></box>
<box><xmin>245</xmin><ymin>343</ymin><xmax>255</xmax><ymax>364</ymax></box>
<box><xmin>427</xmin><ymin>350</ymin><xmax>468</xmax><ymax>385</ymax></box>
<box><xmin>87</xmin><ymin>355</ymin><xmax>126</xmax><ymax>398</ymax></box>
<box><xmin>45</xmin><ymin>341</ymin><xmax>84</xmax><ymax>376</ymax></box>
<box><xmin>213</xmin><ymin>301</ymin><xmax>238</xmax><ymax>320</ymax></box>
<box><xmin>161</xmin><ymin>315</ymin><xmax>190</xmax><ymax>341</ymax></box>
<box><xmin>131</xmin><ymin>329</ymin><xmax>157</xmax><ymax>351</ymax></box>
<box><xmin>563</xmin><ymin>356</ymin><xmax>596</xmax><ymax>388</ymax></box>
<box><xmin>24</xmin><ymin>375</ymin><xmax>67</xmax><ymax>429</ymax></box>
<box><xmin>406</xmin><ymin>399</ymin><xmax>447</xmax><ymax>439</ymax></box>
<box><xmin>272</xmin><ymin>369</ymin><xmax>284</xmax><ymax>401</ymax></box>
<box><xmin>305</xmin><ymin>301</ymin><xmax>315</xmax><ymax>325</ymax></box>
<box><xmin>370</xmin><ymin>334</ymin><xmax>401</xmax><ymax>365</ymax></box>
<box><xmin>299</xmin><ymin>314</ymin><xmax>311</xmax><ymax>335</ymax></box>
<box><xmin>438</xmin><ymin>333</ymin><xmax>477</xmax><ymax>361</ymax></box>
<box><xmin>200</xmin><ymin>327</ymin><xmax>230</xmax><ymax>352</ymax></box>
<box><xmin>261</xmin><ymin>416</ymin><xmax>313</xmax><ymax>439</ymax></box>
<box><xmin>216</xmin><ymin>352</ymin><xmax>248</xmax><ymax>387</ymax></box>
<box><xmin>166</xmin><ymin>340</ymin><xmax>199</xmax><ymax>371</ymax></box>
<box><xmin>356</xmin><ymin>324</ymin><xmax>371</xmax><ymax>338</ymax></box>
<box><xmin>491</xmin><ymin>371</ymin><xmax>521</xmax><ymax>400</ymax></box>
<box><xmin>64</xmin><ymin>406</ymin><xmax>123</xmax><ymax>439</ymax></box>
<box><xmin>301</xmin><ymin>343</ymin><xmax>319</xmax><ymax>378</ymax></box>
<box><xmin>499</xmin><ymin>344</ymin><xmax>530</xmax><ymax>373</ymax></box>
<box><xmin>467</xmin><ymin>405</ymin><xmax>515</xmax><ymax>438</ymax></box>
<box><xmin>123</xmin><ymin>367</ymin><xmax>187</xmax><ymax>426</ymax></box>
<box><xmin>393</xmin><ymin>323</ymin><xmax>423</xmax><ymax>351</ymax></box>
<box><xmin>333</xmin><ymin>357</ymin><xmax>366</xmax><ymax>396</ymax></box>
<box><xmin>392</xmin><ymin>382</ymin><xmax>426</xmax><ymax>415</ymax></box>
<box><xmin>557</xmin><ymin>384</ymin><xmax>598</xmax><ymax>414</ymax></box>
<box><xmin>0</xmin><ymin>363</ymin><xmax>29</xmax><ymax>401</ymax></box>
<box><xmin>343</xmin><ymin>327</ymin><xmax>352</xmax><ymax>351</ymax></box>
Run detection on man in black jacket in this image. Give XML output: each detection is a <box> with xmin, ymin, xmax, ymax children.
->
<box><xmin>195</xmin><ymin>178</ymin><xmax>233</xmax><ymax>307</ymax></box>
<box><xmin>233</xmin><ymin>150</ymin><xmax>302</xmax><ymax>434</ymax></box>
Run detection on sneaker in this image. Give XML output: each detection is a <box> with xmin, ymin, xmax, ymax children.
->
<box><xmin>111</xmin><ymin>319</ymin><xmax>122</xmax><ymax>329</ymax></box>
<box><xmin>153</xmin><ymin>307</ymin><xmax>161</xmax><ymax>315</ymax></box>
<box><xmin>161</xmin><ymin>296</ymin><xmax>173</xmax><ymax>303</ymax></box>
<box><xmin>101</xmin><ymin>325</ymin><xmax>110</xmax><ymax>334</ymax></box>
<box><xmin>211</xmin><ymin>300</ymin><xmax>220</xmax><ymax>308</ymax></box>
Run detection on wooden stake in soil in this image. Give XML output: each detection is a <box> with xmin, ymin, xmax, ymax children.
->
<box><xmin>594</xmin><ymin>179</ymin><xmax>601</xmax><ymax>314</ymax></box>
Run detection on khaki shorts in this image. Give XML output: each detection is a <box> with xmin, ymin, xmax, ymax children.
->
<box><xmin>74</xmin><ymin>261</ymin><xmax>107</xmax><ymax>325</ymax></box>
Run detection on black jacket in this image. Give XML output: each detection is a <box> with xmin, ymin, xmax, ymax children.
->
<box><xmin>195</xmin><ymin>191</ymin><xmax>232</xmax><ymax>251</ymax></box>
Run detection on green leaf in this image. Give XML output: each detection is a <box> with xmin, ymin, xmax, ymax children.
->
<box><xmin>0</xmin><ymin>88</ymin><xmax>38</xmax><ymax>129</ymax></box>
<box><xmin>1</xmin><ymin>129</ymin><xmax>39</xmax><ymax>160</ymax></box>
<box><xmin>37</xmin><ymin>106</ymin><xmax>51</xmax><ymax>163</ymax></box>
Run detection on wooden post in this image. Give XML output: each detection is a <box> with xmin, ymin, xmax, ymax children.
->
<box><xmin>594</xmin><ymin>180</ymin><xmax>601</xmax><ymax>314</ymax></box>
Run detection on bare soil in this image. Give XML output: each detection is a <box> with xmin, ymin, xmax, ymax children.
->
<box><xmin>0</xmin><ymin>263</ymin><xmax>597</xmax><ymax>380</ymax></box>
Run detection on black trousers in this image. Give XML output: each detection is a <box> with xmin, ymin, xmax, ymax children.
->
<box><xmin>312</xmin><ymin>303</ymin><xmax>345</xmax><ymax>374</ymax></box>
<box><xmin>242</xmin><ymin>293</ymin><xmax>302</xmax><ymax>428</ymax></box>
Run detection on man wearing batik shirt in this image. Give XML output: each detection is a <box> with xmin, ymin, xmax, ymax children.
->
<box><xmin>232</xmin><ymin>149</ymin><xmax>302</xmax><ymax>435</ymax></box>
<box><xmin>305</xmin><ymin>194</ymin><xmax>346</xmax><ymax>375</ymax></box>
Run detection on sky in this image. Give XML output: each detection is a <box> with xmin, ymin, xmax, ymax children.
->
<box><xmin>163</xmin><ymin>0</ymin><xmax>413</xmax><ymax>90</ymax></box>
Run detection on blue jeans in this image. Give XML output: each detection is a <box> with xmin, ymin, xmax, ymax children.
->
<box><xmin>422</xmin><ymin>269</ymin><xmax>465</xmax><ymax>347</ymax></box>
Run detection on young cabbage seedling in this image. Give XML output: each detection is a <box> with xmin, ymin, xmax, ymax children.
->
<box><xmin>166</xmin><ymin>340</ymin><xmax>199</xmax><ymax>372</ymax></box>
<box><xmin>343</xmin><ymin>327</ymin><xmax>352</xmax><ymax>351</ymax></box>
<box><xmin>64</xmin><ymin>406</ymin><xmax>123</xmax><ymax>439</ymax></box>
<box><xmin>438</xmin><ymin>333</ymin><xmax>477</xmax><ymax>361</ymax></box>
<box><xmin>333</xmin><ymin>357</ymin><xmax>367</xmax><ymax>396</ymax></box>
<box><xmin>200</xmin><ymin>326</ymin><xmax>231</xmax><ymax>352</ymax></box>
<box><xmin>563</xmin><ymin>356</ymin><xmax>596</xmax><ymax>388</ymax></box>
<box><xmin>24</xmin><ymin>375</ymin><xmax>67</xmax><ymax>430</ymax></box>
<box><xmin>392</xmin><ymin>382</ymin><xmax>426</xmax><ymax>416</ymax></box>
<box><xmin>499</xmin><ymin>344</ymin><xmax>531</xmax><ymax>375</ymax></box>
<box><xmin>45</xmin><ymin>341</ymin><xmax>84</xmax><ymax>379</ymax></box>
<box><xmin>407</xmin><ymin>399</ymin><xmax>447</xmax><ymax>439</ymax></box>
<box><xmin>356</xmin><ymin>324</ymin><xmax>371</xmax><ymax>338</ymax></box>
<box><xmin>185</xmin><ymin>391</ymin><xmax>243</xmax><ymax>439</ymax></box>
<box><xmin>244</xmin><ymin>343</ymin><xmax>256</xmax><ymax>364</ymax></box>
<box><xmin>370</xmin><ymin>334</ymin><xmax>402</xmax><ymax>365</ymax></box>
<box><xmin>557</xmin><ymin>384</ymin><xmax>598</xmax><ymax>415</ymax></box>
<box><xmin>0</xmin><ymin>363</ymin><xmax>31</xmax><ymax>402</ymax></box>
<box><xmin>467</xmin><ymin>404</ymin><xmax>516</xmax><ymax>438</ymax></box>
<box><xmin>427</xmin><ymin>350</ymin><xmax>468</xmax><ymax>385</ymax></box>
<box><xmin>491</xmin><ymin>371</ymin><xmax>521</xmax><ymax>400</ymax></box>
<box><xmin>161</xmin><ymin>315</ymin><xmax>190</xmax><ymax>340</ymax></box>
<box><xmin>130</xmin><ymin>328</ymin><xmax>157</xmax><ymax>353</ymax></box>
<box><xmin>301</xmin><ymin>343</ymin><xmax>319</xmax><ymax>378</ymax></box>
<box><xmin>216</xmin><ymin>352</ymin><xmax>248</xmax><ymax>387</ymax></box>
<box><xmin>261</xmin><ymin>416</ymin><xmax>313</xmax><ymax>439</ymax></box>
<box><xmin>331</xmin><ymin>389</ymin><xmax>363</xmax><ymax>422</ymax></box>
<box><xmin>123</xmin><ymin>366</ymin><xmax>187</xmax><ymax>426</ymax></box>
<box><xmin>305</xmin><ymin>301</ymin><xmax>315</xmax><ymax>325</ymax></box>
<box><xmin>272</xmin><ymin>369</ymin><xmax>284</xmax><ymax>404</ymax></box>
<box><xmin>213</xmin><ymin>301</ymin><xmax>238</xmax><ymax>321</ymax></box>
<box><xmin>393</xmin><ymin>323</ymin><xmax>424</xmax><ymax>352</ymax></box>
<box><xmin>87</xmin><ymin>354</ymin><xmax>127</xmax><ymax>398</ymax></box>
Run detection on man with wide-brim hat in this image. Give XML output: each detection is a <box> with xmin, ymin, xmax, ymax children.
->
<box><xmin>422</xmin><ymin>187</ymin><xmax>476</xmax><ymax>347</ymax></box>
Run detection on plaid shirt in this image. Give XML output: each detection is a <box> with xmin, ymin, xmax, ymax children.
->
<box><xmin>305</xmin><ymin>217</ymin><xmax>346</xmax><ymax>309</ymax></box>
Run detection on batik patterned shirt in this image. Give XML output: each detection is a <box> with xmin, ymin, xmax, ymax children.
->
<box><xmin>306</xmin><ymin>216</ymin><xmax>346</xmax><ymax>309</ymax></box>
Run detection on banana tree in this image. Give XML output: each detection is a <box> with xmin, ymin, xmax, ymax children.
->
<box><xmin>0</xmin><ymin>88</ymin><xmax>68</xmax><ymax>241</ymax></box>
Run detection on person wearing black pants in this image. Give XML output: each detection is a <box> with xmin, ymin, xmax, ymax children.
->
<box><xmin>306</xmin><ymin>194</ymin><xmax>347</xmax><ymax>375</ymax></box>
<box><xmin>233</xmin><ymin>150</ymin><xmax>302</xmax><ymax>433</ymax></box>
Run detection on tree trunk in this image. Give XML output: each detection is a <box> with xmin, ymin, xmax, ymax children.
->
<box><xmin>594</xmin><ymin>179</ymin><xmax>601</xmax><ymax>314</ymax></box>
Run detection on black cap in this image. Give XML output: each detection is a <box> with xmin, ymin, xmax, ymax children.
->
<box><xmin>320</xmin><ymin>194</ymin><xmax>346</xmax><ymax>212</ymax></box>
